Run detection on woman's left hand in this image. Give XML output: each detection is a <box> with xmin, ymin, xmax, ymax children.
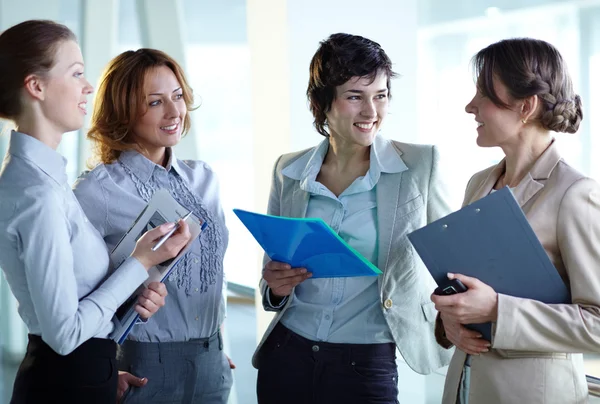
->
<box><xmin>135</xmin><ymin>282</ymin><xmax>168</xmax><ymax>319</ymax></box>
<box><xmin>431</xmin><ymin>273</ymin><xmax>499</xmax><ymax>324</ymax></box>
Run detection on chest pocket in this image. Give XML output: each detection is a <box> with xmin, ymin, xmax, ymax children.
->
<box><xmin>396</xmin><ymin>193</ymin><xmax>424</xmax><ymax>219</ymax></box>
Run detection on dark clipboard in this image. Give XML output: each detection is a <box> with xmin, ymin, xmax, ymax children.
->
<box><xmin>408</xmin><ymin>187</ymin><xmax>570</xmax><ymax>341</ymax></box>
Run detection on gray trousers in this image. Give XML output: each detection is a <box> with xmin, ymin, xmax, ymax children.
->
<box><xmin>119</xmin><ymin>331</ymin><xmax>233</xmax><ymax>404</ymax></box>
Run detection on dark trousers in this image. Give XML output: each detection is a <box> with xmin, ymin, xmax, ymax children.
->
<box><xmin>257</xmin><ymin>323</ymin><xmax>399</xmax><ymax>404</ymax></box>
<box><xmin>11</xmin><ymin>334</ymin><xmax>118</xmax><ymax>404</ymax></box>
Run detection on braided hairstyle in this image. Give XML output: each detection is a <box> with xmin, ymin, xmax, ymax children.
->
<box><xmin>473</xmin><ymin>38</ymin><xmax>582</xmax><ymax>134</ymax></box>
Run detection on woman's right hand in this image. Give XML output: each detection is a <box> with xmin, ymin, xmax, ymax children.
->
<box><xmin>262</xmin><ymin>260</ymin><xmax>312</xmax><ymax>298</ymax></box>
<box><xmin>440</xmin><ymin>312</ymin><xmax>491</xmax><ymax>355</ymax></box>
<box><xmin>131</xmin><ymin>220</ymin><xmax>192</xmax><ymax>270</ymax></box>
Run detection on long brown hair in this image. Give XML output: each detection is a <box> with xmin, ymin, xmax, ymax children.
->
<box><xmin>88</xmin><ymin>48</ymin><xmax>196</xmax><ymax>165</ymax></box>
<box><xmin>473</xmin><ymin>38</ymin><xmax>582</xmax><ymax>134</ymax></box>
<box><xmin>0</xmin><ymin>20</ymin><xmax>76</xmax><ymax>121</ymax></box>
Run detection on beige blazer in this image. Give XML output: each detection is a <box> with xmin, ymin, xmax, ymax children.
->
<box><xmin>440</xmin><ymin>142</ymin><xmax>600</xmax><ymax>404</ymax></box>
<box><xmin>251</xmin><ymin>136</ymin><xmax>454</xmax><ymax>374</ymax></box>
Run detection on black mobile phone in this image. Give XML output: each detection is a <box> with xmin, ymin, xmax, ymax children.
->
<box><xmin>434</xmin><ymin>279</ymin><xmax>468</xmax><ymax>296</ymax></box>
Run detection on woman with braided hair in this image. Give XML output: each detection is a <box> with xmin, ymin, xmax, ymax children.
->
<box><xmin>431</xmin><ymin>38</ymin><xmax>599</xmax><ymax>403</ymax></box>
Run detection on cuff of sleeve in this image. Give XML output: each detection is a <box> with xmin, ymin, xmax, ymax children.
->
<box><xmin>265</xmin><ymin>287</ymin><xmax>288</xmax><ymax>311</ymax></box>
<box><xmin>491</xmin><ymin>293</ymin><xmax>517</xmax><ymax>349</ymax></box>
<box><xmin>435</xmin><ymin>313</ymin><xmax>454</xmax><ymax>349</ymax></box>
<box><xmin>101</xmin><ymin>257</ymin><xmax>149</xmax><ymax>308</ymax></box>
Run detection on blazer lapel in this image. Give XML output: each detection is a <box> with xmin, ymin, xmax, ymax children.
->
<box><xmin>289</xmin><ymin>182</ymin><xmax>309</xmax><ymax>218</ymax></box>
<box><xmin>511</xmin><ymin>174</ymin><xmax>544</xmax><ymax>207</ymax></box>
<box><xmin>466</xmin><ymin>141</ymin><xmax>561</xmax><ymax>208</ymax></box>
<box><xmin>512</xmin><ymin>141</ymin><xmax>561</xmax><ymax>207</ymax></box>
<box><xmin>376</xmin><ymin>171</ymin><xmax>403</xmax><ymax>273</ymax></box>
<box><xmin>466</xmin><ymin>162</ymin><xmax>505</xmax><ymax>205</ymax></box>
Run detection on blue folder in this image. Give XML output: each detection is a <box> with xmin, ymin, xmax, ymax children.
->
<box><xmin>233</xmin><ymin>209</ymin><xmax>382</xmax><ymax>278</ymax></box>
<box><xmin>407</xmin><ymin>187</ymin><xmax>570</xmax><ymax>341</ymax></box>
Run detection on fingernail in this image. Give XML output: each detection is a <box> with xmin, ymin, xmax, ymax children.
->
<box><xmin>300</xmin><ymin>268</ymin><xmax>307</xmax><ymax>274</ymax></box>
<box><xmin>164</xmin><ymin>222</ymin><xmax>176</xmax><ymax>230</ymax></box>
<box><xmin>482</xmin><ymin>349</ymin><xmax>489</xmax><ymax>352</ymax></box>
<box><xmin>447</xmin><ymin>272</ymin><xmax>455</xmax><ymax>279</ymax></box>
<box><xmin>306</xmin><ymin>273</ymin><xmax>312</xmax><ymax>277</ymax></box>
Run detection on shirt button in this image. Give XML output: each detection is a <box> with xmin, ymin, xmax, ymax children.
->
<box><xmin>312</xmin><ymin>345</ymin><xmax>319</xmax><ymax>352</ymax></box>
<box><xmin>195</xmin><ymin>288</ymin><xmax>199</xmax><ymax>292</ymax></box>
<box><xmin>195</xmin><ymin>317</ymin><xmax>199</xmax><ymax>321</ymax></box>
<box><xmin>193</xmin><ymin>258</ymin><xmax>199</xmax><ymax>264</ymax></box>
<box><xmin>383</xmin><ymin>298</ymin><xmax>393</xmax><ymax>309</ymax></box>
<box><xmin>324</xmin><ymin>315</ymin><xmax>331</xmax><ymax>320</ymax></box>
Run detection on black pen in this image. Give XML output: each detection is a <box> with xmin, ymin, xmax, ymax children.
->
<box><xmin>151</xmin><ymin>211</ymin><xmax>193</xmax><ymax>252</ymax></box>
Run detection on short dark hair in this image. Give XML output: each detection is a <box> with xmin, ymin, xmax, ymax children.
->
<box><xmin>0</xmin><ymin>20</ymin><xmax>76</xmax><ymax>121</ymax></box>
<box><xmin>307</xmin><ymin>33</ymin><xmax>397</xmax><ymax>137</ymax></box>
<box><xmin>473</xmin><ymin>38</ymin><xmax>582</xmax><ymax>134</ymax></box>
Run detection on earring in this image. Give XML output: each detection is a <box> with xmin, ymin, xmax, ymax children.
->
<box><xmin>521</xmin><ymin>119</ymin><xmax>527</xmax><ymax>124</ymax></box>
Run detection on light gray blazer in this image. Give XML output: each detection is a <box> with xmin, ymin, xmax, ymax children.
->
<box><xmin>251</xmin><ymin>137</ymin><xmax>454</xmax><ymax>374</ymax></box>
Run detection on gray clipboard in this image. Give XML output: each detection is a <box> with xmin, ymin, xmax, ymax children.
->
<box><xmin>408</xmin><ymin>187</ymin><xmax>570</xmax><ymax>340</ymax></box>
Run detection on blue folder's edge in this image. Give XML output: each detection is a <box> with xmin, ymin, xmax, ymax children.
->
<box><xmin>312</xmin><ymin>220</ymin><xmax>382</xmax><ymax>275</ymax></box>
<box><xmin>232</xmin><ymin>208</ymin><xmax>382</xmax><ymax>276</ymax></box>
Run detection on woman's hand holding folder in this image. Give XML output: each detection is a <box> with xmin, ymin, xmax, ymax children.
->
<box><xmin>431</xmin><ymin>273</ymin><xmax>499</xmax><ymax>324</ymax></box>
<box><xmin>263</xmin><ymin>260</ymin><xmax>312</xmax><ymax>299</ymax></box>
<box><xmin>432</xmin><ymin>273</ymin><xmax>498</xmax><ymax>354</ymax></box>
<box><xmin>439</xmin><ymin>312</ymin><xmax>491</xmax><ymax>355</ymax></box>
<box><xmin>134</xmin><ymin>281</ymin><xmax>168</xmax><ymax>319</ymax></box>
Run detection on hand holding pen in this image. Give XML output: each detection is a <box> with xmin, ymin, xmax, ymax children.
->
<box><xmin>130</xmin><ymin>213</ymin><xmax>192</xmax><ymax>271</ymax></box>
<box><xmin>151</xmin><ymin>211</ymin><xmax>193</xmax><ymax>251</ymax></box>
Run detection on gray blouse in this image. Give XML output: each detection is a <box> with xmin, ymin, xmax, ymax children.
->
<box><xmin>73</xmin><ymin>149</ymin><xmax>229</xmax><ymax>342</ymax></box>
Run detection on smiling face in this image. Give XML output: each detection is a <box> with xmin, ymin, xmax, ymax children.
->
<box><xmin>325</xmin><ymin>71</ymin><xmax>389</xmax><ymax>148</ymax></box>
<box><xmin>39</xmin><ymin>40</ymin><xmax>93</xmax><ymax>134</ymax></box>
<box><xmin>131</xmin><ymin>65</ymin><xmax>187</xmax><ymax>156</ymax></box>
<box><xmin>465</xmin><ymin>76</ymin><xmax>523</xmax><ymax>148</ymax></box>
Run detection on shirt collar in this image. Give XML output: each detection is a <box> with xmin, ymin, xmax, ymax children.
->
<box><xmin>370</xmin><ymin>133</ymin><xmax>408</xmax><ymax>175</ymax></box>
<box><xmin>118</xmin><ymin>147</ymin><xmax>183</xmax><ymax>183</ymax></box>
<box><xmin>8</xmin><ymin>130</ymin><xmax>68</xmax><ymax>185</ymax></box>
<box><xmin>282</xmin><ymin>134</ymin><xmax>407</xmax><ymax>186</ymax></box>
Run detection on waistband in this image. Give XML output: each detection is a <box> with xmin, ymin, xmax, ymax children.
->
<box><xmin>120</xmin><ymin>329</ymin><xmax>222</xmax><ymax>363</ymax></box>
<box><xmin>27</xmin><ymin>334</ymin><xmax>116</xmax><ymax>358</ymax></box>
<box><xmin>272</xmin><ymin>323</ymin><xmax>396</xmax><ymax>359</ymax></box>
